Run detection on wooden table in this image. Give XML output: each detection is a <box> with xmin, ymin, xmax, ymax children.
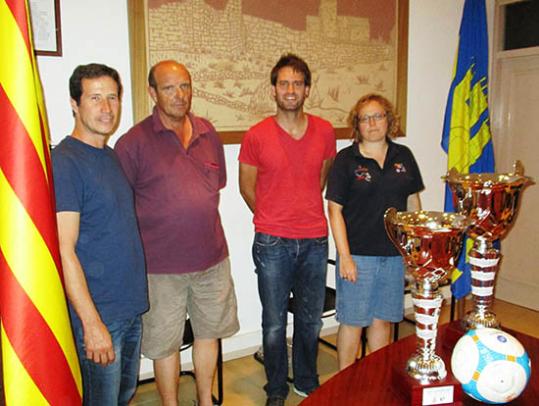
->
<box><xmin>301</xmin><ymin>321</ymin><xmax>538</xmax><ymax>405</ymax></box>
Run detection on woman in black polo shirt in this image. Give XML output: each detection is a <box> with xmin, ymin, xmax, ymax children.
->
<box><xmin>326</xmin><ymin>93</ymin><xmax>424</xmax><ymax>370</ymax></box>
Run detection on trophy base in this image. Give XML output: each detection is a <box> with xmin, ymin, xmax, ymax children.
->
<box><xmin>462</xmin><ymin>310</ymin><xmax>500</xmax><ymax>330</ymax></box>
<box><xmin>392</xmin><ymin>365</ymin><xmax>463</xmax><ymax>405</ymax></box>
<box><xmin>406</xmin><ymin>354</ymin><xmax>447</xmax><ymax>382</ymax></box>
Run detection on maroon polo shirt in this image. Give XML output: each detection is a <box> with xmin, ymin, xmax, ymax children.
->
<box><xmin>115</xmin><ymin>108</ymin><xmax>228</xmax><ymax>274</ymax></box>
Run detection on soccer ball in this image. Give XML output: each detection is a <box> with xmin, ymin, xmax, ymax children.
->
<box><xmin>451</xmin><ymin>328</ymin><xmax>531</xmax><ymax>404</ymax></box>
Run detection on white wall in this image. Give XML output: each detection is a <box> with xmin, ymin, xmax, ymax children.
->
<box><xmin>37</xmin><ymin>0</ymin><xmax>493</xmax><ymax>376</ymax></box>
<box><xmin>403</xmin><ymin>0</ymin><xmax>460</xmax><ymax>211</ymax></box>
<box><xmin>37</xmin><ymin>0</ymin><xmax>133</xmax><ymax>145</ymax></box>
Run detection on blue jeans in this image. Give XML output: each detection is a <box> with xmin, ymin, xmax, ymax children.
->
<box><xmin>73</xmin><ymin>316</ymin><xmax>142</xmax><ymax>405</ymax></box>
<box><xmin>253</xmin><ymin>232</ymin><xmax>328</xmax><ymax>398</ymax></box>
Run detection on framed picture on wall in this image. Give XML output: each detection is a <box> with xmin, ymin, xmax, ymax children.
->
<box><xmin>29</xmin><ymin>0</ymin><xmax>62</xmax><ymax>56</ymax></box>
<box><xmin>128</xmin><ymin>0</ymin><xmax>408</xmax><ymax>143</ymax></box>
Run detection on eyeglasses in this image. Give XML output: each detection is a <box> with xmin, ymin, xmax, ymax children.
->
<box><xmin>358</xmin><ymin>113</ymin><xmax>386</xmax><ymax>124</ymax></box>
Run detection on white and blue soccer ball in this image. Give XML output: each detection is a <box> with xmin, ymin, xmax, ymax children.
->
<box><xmin>451</xmin><ymin>328</ymin><xmax>531</xmax><ymax>404</ymax></box>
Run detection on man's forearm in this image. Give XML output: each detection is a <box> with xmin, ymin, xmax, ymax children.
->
<box><xmin>57</xmin><ymin>209</ymin><xmax>115</xmax><ymax>365</ymax></box>
<box><xmin>239</xmin><ymin>163</ymin><xmax>258</xmax><ymax>213</ymax></box>
<box><xmin>61</xmin><ymin>250</ymin><xmax>115</xmax><ymax>365</ymax></box>
<box><xmin>61</xmin><ymin>249</ymin><xmax>102</xmax><ymax>327</ymax></box>
<box><xmin>240</xmin><ymin>189</ymin><xmax>256</xmax><ymax>213</ymax></box>
<box><xmin>320</xmin><ymin>158</ymin><xmax>334</xmax><ymax>190</ymax></box>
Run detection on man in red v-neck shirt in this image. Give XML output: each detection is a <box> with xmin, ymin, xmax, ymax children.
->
<box><xmin>239</xmin><ymin>54</ymin><xmax>336</xmax><ymax>406</ymax></box>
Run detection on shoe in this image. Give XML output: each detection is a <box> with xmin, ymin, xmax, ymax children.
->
<box><xmin>265</xmin><ymin>396</ymin><xmax>285</xmax><ymax>406</ymax></box>
<box><xmin>293</xmin><ymin>386</ymin><xmax>314</xmax><ymax>397</ymax></box>
<box><xmin>293</xmin><ymin>386</ymin><xmax>308</xmax><ymax>397</ymax></box>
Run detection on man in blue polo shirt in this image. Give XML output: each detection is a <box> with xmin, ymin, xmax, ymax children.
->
<box><xmin>52</xmin><ymin>64</ymin><xmax>148</xmax><ymax>405</ymax></box>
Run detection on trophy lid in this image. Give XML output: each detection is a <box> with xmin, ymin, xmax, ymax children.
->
<box><xmin>442</xmin><ymin>160</ymin><xmax>533</xmax><ymax>190</ymax></box>
<box><xmin>385</xmin><ymin>208</ymin><xmax>470</xmax><ymax>233</ymax></box>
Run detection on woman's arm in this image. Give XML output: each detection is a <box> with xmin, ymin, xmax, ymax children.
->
<box><xmin>407</xmin><ymin>193</ymin><xmax>421</xmax><ymax>211</ymax></box>
<box><xmin>328</xmin><ymin>201</ymin><xmax>358</xmax><ymax>283</ymax></box>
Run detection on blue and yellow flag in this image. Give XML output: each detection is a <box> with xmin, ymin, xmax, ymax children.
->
<box><xmin>441</xmin><ymin>0</ymin><xmax>495</xmax><ymax>300</ymax></box>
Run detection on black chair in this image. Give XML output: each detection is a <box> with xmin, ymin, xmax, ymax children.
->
<box><xmin>138</xmin><ymin>318</ymin><xmax>224</xmax><ymax>404</ymax></box>
<box><xmin>179</xmin><ymin>319</ymin><xmax>224</xmax><ymax>405</ymax></box>
<box><xmin>288</xmin><ymin>259</ymin><xmax>337</xmax><ymax>351</ymax></box>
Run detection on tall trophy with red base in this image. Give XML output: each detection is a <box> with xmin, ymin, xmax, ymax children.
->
<box><xmin>444</xmin><ymin>161</ymin><xmax>532</xmax><ymax>330</ymax></box>
<box><xmin>384</xmin><ymin>209</ymin><xmax>470</xmax><ymax>404</ymax></box>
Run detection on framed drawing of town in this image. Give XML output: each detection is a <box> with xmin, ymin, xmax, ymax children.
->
<box><xmin>128</xmin><ymin>0</ymin><xmax>408</xmax><ymax>143</ymax></box>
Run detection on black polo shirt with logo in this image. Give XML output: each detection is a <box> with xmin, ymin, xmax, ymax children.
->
<box><xmin>326</xmin><ymin>141</ymin><xmax>424</xmax><ymax>256</ymax></box>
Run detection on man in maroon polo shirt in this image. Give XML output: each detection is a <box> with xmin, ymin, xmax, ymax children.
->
<box><xmin>115</xmin><ymin>60</ymin><xmax>239</xmax><ymax>406</ymax></box>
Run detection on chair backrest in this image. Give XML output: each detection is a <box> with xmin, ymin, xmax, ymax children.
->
<box><xmin>323</xmin><ymin>259</ymin><xmax>337</xmax><ymax>317</ymax></box>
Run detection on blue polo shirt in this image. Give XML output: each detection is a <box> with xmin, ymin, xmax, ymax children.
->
<box><xmin>52</xmin><ymin>136</ymin><xmax>148</xmax><ymax>325</ymax></box>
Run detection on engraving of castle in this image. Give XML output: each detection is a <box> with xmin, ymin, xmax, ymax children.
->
<box><xmin>148</xmin><ymin>0</ymin><xmax>397</xmax><ymax>131</ymax></box>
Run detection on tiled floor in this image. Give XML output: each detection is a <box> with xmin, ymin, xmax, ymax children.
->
<box><xmin>132</xmin><ymin>299</ymin><xmax>539</xmax><ymax>405</ymax></box>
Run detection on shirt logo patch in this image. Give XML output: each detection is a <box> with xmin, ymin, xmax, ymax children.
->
<box><xmin>354</xmin><ymin>165</ymin><xmax>371</xmax><ymax>182</ymax></box>
<box><xmin>394</xmin><ymin>163</ymin><xmax>407</xmax><ymax>173</ymax></box>
<box><xmin>205</xmin><ymin>162</ymin><xmax>219</xmax><ymax>170</ymax></box>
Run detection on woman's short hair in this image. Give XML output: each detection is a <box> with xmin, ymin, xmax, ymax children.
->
<box><xmin>348</xmin><ymin>93</ymin><xmax>402</xmax><ymax>142</ymax></box>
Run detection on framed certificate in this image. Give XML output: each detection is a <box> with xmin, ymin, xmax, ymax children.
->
<box><xmin>29</xmin><ymin>0</ymin><xmax>62</xmax><ymax>56</ymax></box>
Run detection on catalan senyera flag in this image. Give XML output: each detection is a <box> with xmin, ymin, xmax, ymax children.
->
<box><xmin>441</xmin><ymin>0</ymin><xmax>495</xmax><ymax>300</ymax></box>
<box><xmin>0</xmin><ymin>0</ymin><xmax>82</xmax><ymax>404</ymax></box>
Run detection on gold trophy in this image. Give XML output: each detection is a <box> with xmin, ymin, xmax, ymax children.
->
<box><xmin>385</xmin><ymin>208</ymin><xmax>469</xmax><ymax>390</ymax></box>
<box><xmin>444</xmin><ymin>161</ymin><xmax>532</xmax><ymax>330</ymax></box>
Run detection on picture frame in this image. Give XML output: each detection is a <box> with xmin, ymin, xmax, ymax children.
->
<box><xmin>29</xmin><ymin>0</ymin><xmax>62</xmax><ymax>56</ymax></box>
<box><xmin>128</xmin><ymin>0</ymin><xmax>408</xmax><ymax>144</ymax></box>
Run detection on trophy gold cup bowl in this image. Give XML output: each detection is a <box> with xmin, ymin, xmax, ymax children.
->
<box><xmin>444</xmin><ymin>161</ymin><xmax>533</xmax><ymax>330</ymax></box>
<box><xmin>384</xmin><ymin>208</ymin><xmax>469</xmax><ymax>382</ymax></box>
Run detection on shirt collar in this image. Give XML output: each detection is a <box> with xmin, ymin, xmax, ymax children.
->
<box><xmin>150</xmin><ymin>106</ymin><xmax>212</xmax><ymax>140</ymax></box>
<box><xmin>66</xmin><ymin>135</ymin><xmax>109</xmax><ymax>154</ymax></box>
<box><xmin>353</xmin><ymin>139</ymin><xmax>398</xmax><ymax>160</ymax></box>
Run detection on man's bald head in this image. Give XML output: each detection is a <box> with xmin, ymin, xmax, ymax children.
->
<box><xmin>148</xmin><ymin>60</ymin><xmax>191</xmax><ymax>89</ymax></box>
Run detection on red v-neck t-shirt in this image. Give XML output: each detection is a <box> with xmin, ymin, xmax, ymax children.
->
<box><xmin>239</xmin><ymin>115</ymin><xmax>336</xmax><ymax>238</ymax></box>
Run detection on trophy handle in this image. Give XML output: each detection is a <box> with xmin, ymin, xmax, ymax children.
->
<box><xmin>384</xmin><ymin>207</ymin><xmax>399</xmax><ymax>246</ymax></box>
<box><xmin>445</xmin><ymin>167</ymin><xmax>461</xmax><ymax>182</ymax></box>
<box><xmin>513</xmin><ymin>160</ymin><xmax>524</xmax><ymax>176</ymax></box>
<box><xmin>443</xmin><ymin>168</ymin><xmax>467</xmax><ymax>214</ymax></box>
